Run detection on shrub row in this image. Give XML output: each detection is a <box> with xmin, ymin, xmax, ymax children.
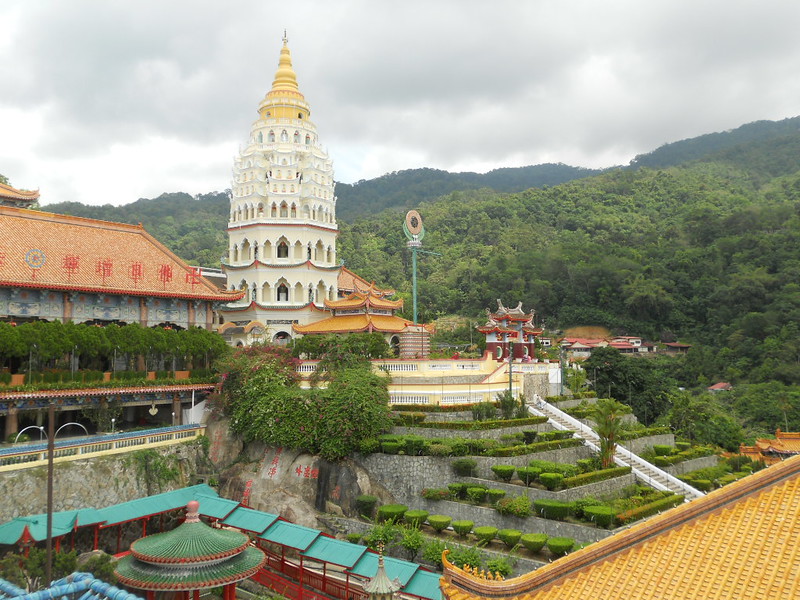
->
<box><xmin>401</xmin><ymin>416</ymin><xmax>547</xmax><ymax>431</ymax></box>
<box><xmin>616</xmin><ymin>427</ymin><xmax>670</xmax><ymax>441</ymax></box>
<box><xmin>614</xmin><ymin>494</ymin><xmax>684</xmax><ymax>525</ymax></box>
<box><xmin>485</xmin><ymin>437</ymin><xmax>583</xmax><ymax>457</ymax></box>
<box><xmin>562</xmin><ymin>466</ymin><xmax>632</xmax><ymax>488</ymax></box>
<box><xmin>392</xmin><ymin>403</ymin><xmax>497</xmax><ymax>413</ymax></box>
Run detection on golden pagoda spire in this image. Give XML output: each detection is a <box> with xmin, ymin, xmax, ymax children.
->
<box><xmin>269</xmin><ymin>31</ymin><xmax>302</xmax><ymax>96</ymax></box>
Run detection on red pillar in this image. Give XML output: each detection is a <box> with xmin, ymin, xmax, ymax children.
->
<box><xmin>193</xmin><ymin>589</ymin><xmax>200</xmax><ymax>600</ymax></box>
<box><xmin>116</xmin><ymin>525</ymin><xmax>121</xmax><ymax>553</ymax></box>
<box><xmin>93</xmin><ymin>526</ymin><xmax>99</xmax><ymax>550</ymax></box>
<box><xmin>146</xmin><ymin>591</ymin><xmax>155</xmax><ymax>600</ymax></box>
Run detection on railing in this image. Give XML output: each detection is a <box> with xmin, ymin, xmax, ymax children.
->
<box><xmin>529</xmin><ymin>398</ymin><xmax>703</xmax><ymax>500</ymax></box>
<box><xmin>0</xmin><ymin>424</ymin><xmax>205</xmax><ymax>472</ymax></box>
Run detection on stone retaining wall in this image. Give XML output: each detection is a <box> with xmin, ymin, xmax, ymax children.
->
<box><xmin>358</xmin><ymin>446</ymin><xmax>593</xmax><ymax>507</ymax></box>
<box><xmin>391</xmin><ymin>422</ymin><xmax>552</xmax><ymax>439</ymax></box>
<box><xmin>621</xmin><ymin>433</ymin><xmax>675</xmax><ymax>455</ymax></box>
<box><xmin>461</xmin><ymin>472</ymin><xmax>636</xmax><ymax>502</ymax></box>
<box><xmin>664</xmin><ymin>455</ymin><xmax>720</xmax><ymax>476</ymax></box>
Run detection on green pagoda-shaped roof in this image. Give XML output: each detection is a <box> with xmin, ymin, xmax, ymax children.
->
<box><xmin>115</xmin><ymin>501</ymin><xmax>266</xmax><ymax>591</ymax></box>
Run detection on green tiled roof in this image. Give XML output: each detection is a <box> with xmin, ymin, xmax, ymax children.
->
<box><xmin>302</xmin><ymin>535</ymin><xmax>367</xmax><ymax>568</ymax></box>
<box><xmin>131</xmin><ymin>520</ymin><xmax>248</xmax><ymax>563</ymax></box>
<box><xmin>221</xmin><ymin>507</ymin><xmax>278</xmax><ymax>534</ymax></box>
<box><xmin>258</xmin><ymin>520</ymin><xmax>320</xmax><ymax>551</ymax></box>
<box><xmin>350</xmin><ymin>553</ymin><xmax>419</xmax><ymax>585</ymax></box>
<box><xmin>402</xmin><ymin>569</ymin><xmax>443</xmax><ymax>600</ymax></box>
<box><xmin>116</xmin><ymin>546</ymin><xmax>265</xmax><ymax>591</ymax></box>
<box><xmin>96</xmin><ymin>484</ymin><xmax>218</xmax><ymax>527</ymax></box>
<box><xmin>195</xmin><ymin>495</ymin><xmax>240</xmax><ymax>520</ymax></box>
<box><xmin>0</xmin><ymin>508</ymin><xmax>103</xmax><ymax>545</ymax></box>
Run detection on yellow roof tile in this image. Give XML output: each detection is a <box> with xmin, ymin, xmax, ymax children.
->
<box><xmin>441</xmin><ymin>455</ymin><xmax>800</xmax><ymax>600</ymax></box>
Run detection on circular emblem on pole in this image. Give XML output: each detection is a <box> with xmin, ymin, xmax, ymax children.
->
<box><xmin>405</xmin><ymin>210</ymin><xmax>423</xmax><ymax>235</ymax></box>
<box><xmin>25</xmin><ymin>249</ymin><xmax>46</xmax><ymax>269</ymax></box>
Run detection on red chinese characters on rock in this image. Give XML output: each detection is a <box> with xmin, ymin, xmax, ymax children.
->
<box><xmin>267</xmin><ymin>447</ymin><xmax>283</xmax><ymax>479</ymax></box>
<box><xmin>242</xmin><ymin>480</ymin><xmax>253</xmax><ymax>507</ymax></box>
<box><xmin>294</xmin><ymin>465</ymin><xmax>319</xmax><ymax>479</ymax></box>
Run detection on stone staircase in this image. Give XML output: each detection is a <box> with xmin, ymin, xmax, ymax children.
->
<box><xmin>528</xmin><ymin>396</ymin><xmax>704</xmax><ymax>501</ymax></box>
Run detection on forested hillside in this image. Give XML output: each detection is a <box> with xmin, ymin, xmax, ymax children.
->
<box><xmin>340</xmin><ymin>134</ymin><xmax>800</xmax><ymax>388</ymax></box>
<box><xmin>334</xmin><ymin>164</ymin><xmax>603</xmax><ymax>221</ymax></box>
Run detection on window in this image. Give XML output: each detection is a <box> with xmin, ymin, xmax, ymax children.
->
<box><xmin>277</xmin><ymin>284</ymin><xmax>289</xmax><ymax>301</ymax></box>
<box><xmin>294</xmin><ymin>131</ymin><xmax>300</xmax><ymax>143</ymax></box>
<box><xmin>281</xmin><ymin>130</ymin><xmax>288</xmax><ymax>142</ymax></box>
<box><xmin>277</xmin><ymin>242</ymin><xmax>289</xmax><ymax>258</ymax></box>
<box><xmin>257</xmin><ymin>131</ymin><xmax>263</xmax><ymax>143</ymax></box>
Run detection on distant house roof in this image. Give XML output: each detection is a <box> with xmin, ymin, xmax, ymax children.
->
<box><xmin>708</xmin><ymin>382</ymin><xmax>733</xmax><ymax>391</ymax></box>
<box><xmin>0</xmin><ymin>207</ymin><xmax>242</xmax><ymax>302</ymax></box>
<box><xmin>441</xmin><ymin>454</ymin><xmax>800</xmax><ymax>600</ymax></box>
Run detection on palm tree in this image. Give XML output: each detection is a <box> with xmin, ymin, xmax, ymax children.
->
<box><xmin>591</xmin><ymin>398</ymin><xmax>628</xmax><ymax>468</ymax></box>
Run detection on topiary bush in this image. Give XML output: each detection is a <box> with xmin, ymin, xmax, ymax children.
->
<box><xmin>452</xmin><ymin>458</ymin><xmax>478</xmax><ymax>477</ymax></box>
<box><xmin>473</xmin><ymin>526</ymin><xmax>498</xmax><ymax>544</ymax></box>
<box><xmin>653</xmin><ymin>456</ymin><xmax>671</xmax><ymax>467</ymax></box>
<box><xmin>675</xmin><ymin>441</ymin><xmax>691</xmax><ymax>451</ymax></box>
<box><xmin>428</xmin><ymin>443</ymin><xmax>451</xmax><ymax>457</ymax></box>
<box><xmin>403</xmin><ymin>435</ymin><xmax>427</xmax><ymax>455</ymax></box>
<box><xmin>528</xmin><ymin>459</ymin><xmax>578</xmax><ymax>478</ymax></box>
<box><xmin>466</xmin><ymin>486</ymin><xmax>487</xmax><ymax>503</ymax></box>
<box><xmin>495</xmin><ymin>495</ymin><xmax>532</xmax><ymax>518</ymax></box>
<box><xmin>584</xmin><ymin>505</ymin><xmax>615</xmax><ymax>528</ymax></box>
<box><xmin>497</xmin><ymin>528</ymin><xmax>522</xmax><ymax>548</ymax></box>
<box><xmin>491</xmin><ymin>464</ymin><xmax>516</xmax><ymax>482</ymax></box>
<box><xmin>486</xmin><ymin>489</ymin><xmax>506</xmax><ymax>504</ymax></box>
<box><xmin>533</xmin><ymin>499</ymin><xmax>574</xmax><ymax>520</ymax></box>
<box><xmin>520</xmin><ymin>533</ymin><xmax>548</xmax><ymax>553</ymax></box>
<box><xmin>448</xmin><ymin>483</ymin><xmax>467</xmax><ymax>498</ymax></box>
<box><xmin>539</xmin><ymin>472</ymin><xmax>564</xmax><ymax>490</ymax></box>
<box><xmin>356</xmin><ymin>495</ymin><xmax>378</xmax><ymax>518</ymax></box>
<box><xmin>692</xmin><ymin>479</ymin><xmax>714</xmax><ymax>492</ymax></box>
<box><xmin>376</xmin><ymin>504</ymin><xmax>408</xmax><ymax>523</ymax></box>
<box><xmin>547</xmin><ymin>536</ymin><xmax>574</xmax><ymax>556</ymax></box>
<box><xmin>421</xmin><ymin>488</ymin><xmax>451</xmax><ymax>501</ymax></box>
<box><xmin>452</xmin><ymin>520</ymin><xmax>474</xmax><ymax>537</ymax></box>
<box><xmin>522</xmin><ymin>430</ymin><xmax>539</xmax><ymax>444</ymax></box>
<box><xmin>381</xmin><ymin>441</ymin><xmax>402</xmax><ymax>454</ymax></box>
<box><xmin>427</xmin><ymin>515</ymin><xmax>452</xmax><ymax>532</ymax></box>
<box><xmin>653</xmin><ymin>444</ymin><xmax>673</xmax><ymax>456</ymax></box>
<box><xmin>516</xmin><ymin>466</ymin><xmax>539</xmax><ymax>486</ymax></box>
<box><xmin>403</xmin><ymin>510</ymin><xmax>429</xmax><ymax>527</ymax></box>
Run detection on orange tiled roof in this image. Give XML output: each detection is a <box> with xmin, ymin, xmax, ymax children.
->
<box><xmin>337</xmin><ymin>266</ymin><xmax>395</xmax><ymax>296</ymax></box>
<box><xmin>754</xmin><ymin>431</ymin><xmax>800</xmax><ymax>455</ymax></box>
<box><xmin>0</xmin><ymin>182</ymin><xmax>39</xmax><ymax>204</ymax></box>
<box><xmin>292</xmin><ymin>313</ymin><xmax>414</xmax><ymax>335</ymax></box>
<box><xmin>0</xmin><ymin>206</ymin><xmax>242</xmax><ymax>301</ymax></box>
<box><xmin>325</xmin><ymin>289</ymin><xmax>403</xmax><ymax>311</ymax></box>
<box><xmin>441</xmin><ymin>454</ymin><xmax>800</xmax><ymax>600</ymax></box>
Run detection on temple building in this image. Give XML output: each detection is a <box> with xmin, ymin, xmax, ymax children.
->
<box><xmin>219</xmin><ymin>35</ymin><xmax>340</xmax><ymax>343</ymax></box>
<box><xmin>0</xmin><ymin>204</ymin><xmax>241</xmax><ymax>329</ymax></box>
<box><xmin>0</xmin><ymin>181</ymin><xmax>39</xmax><ymax>209</ymax></box>
<box><xmin>739</xmin><ymin>429</ymin><xmax>800</xmax><ymax>465</ymax></box>
<box><xmin>218</xmin><ymin>37</ymin><xmax>423</xmax><ymax>350</ymax></box>
<box><xmin>476</xmin><ymin>300</ymin><xmax>542</xmax><ymax>361</ymax></box>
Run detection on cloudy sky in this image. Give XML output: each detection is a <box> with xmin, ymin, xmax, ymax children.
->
<box><xmin>2</xmin><ymin>1</ymin><xmax>800</xmax><ymax>207</ymax></box>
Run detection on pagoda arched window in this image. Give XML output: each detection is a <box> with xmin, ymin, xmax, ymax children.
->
<box><xmin>257</xmin><ymin>131</ymin><xmax>263</xmax><ymax>143</ymax></box>
<box><xmin>280</xmin><ymin>202</ymin><xmax>288</xmax><ymax>217</ymax></box>
<box><xmin>290</xmin><ymin>204</ymin><xmax>297</xmax><ymax>218</ymax></box>
<box><xmin>277</xmin><ymin>241</ymin><xmax>289</xmax><ymax>258</ymax></box>
<box><xmin>277</xmin><ymin>284</ymin><xmax>289</xmax><ymax>302</ymax></box>
<box><xmin>305</xmin><ymin>134</ymin><xmax>311</xmax><ymax>145</ymax></box>
<box><xmin>294</xmin><ymin>131</ymin><xmax>300</xmax><ymax>143</ymax></box>
<box><xmin>281</xmin><ymin>130</ymin><xmax>288</xmax><ymax>142</ymax></box>
<box><xmin>268</xmin><ymin>131</ymin><xmax>275</xmax><ymax>142</ymax></box>
<box><xmin>271</xmin><ymin>203</ymin><xmax>277</xmax><ymax>217</ymax></box>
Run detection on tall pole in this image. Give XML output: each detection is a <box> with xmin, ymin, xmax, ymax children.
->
<box><xmin>45</xmin><ymin>402</ymin><xmax>55</xmax><ymax>585</ymax></box>
<box><xmin>411</xmin><ymin>245</ymin><xmax>418</xmax><ymax>325</ymax></box>
<box><xmin>508</xmin><ymin>341</ymin><xmax>514</xmax><ymax>397</ymax></box>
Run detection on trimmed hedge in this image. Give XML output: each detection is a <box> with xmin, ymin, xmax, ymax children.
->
<box><xmin>516</xmin><ymin>466</ymin><xmax>540</xmax><ymax>486</ymax></box>
<box><xmin>401</xmin><ymin>416</ymin><xmax>547</xmax><ymax>430</ymax></box>
<box><xmin>540</xmin><ymin>472</ymin><xmax>564</xmax><ymax>490</ymax></box>
<box><xmin>404</xmin><ymin>510</ymin><xmax>429</xmax><ymax>527</ymax></box>
<box><xmin>495</xmin><ymin>495</ymin><xmax>532</xmax><ymax>518</ymax></box>
<box><xmin>584</xmin><ymin>505</ymin><xmax>615</xmax><ymax>528</ymax></box>
<box><xmin>376</xmin><ymin>504</ymin><xmax>408</xmax><ymax>523</ymax></box>
<box><xmin>547</xmin><ymin>536</ymin><xmax>574</xmax><ymax>556</ymax></box>
<box><xmin>533</xmin><ymin>499</ymin><xmax>574</xmax><ymax>520</ymax></box>
<box><xmin>615</xmin><ymin>494</ymin><xmax>684</xmax><ymax>525</ymax></box>
<box><xmin>528</xmin><ymin>459</ymin><xmax>578</xmax><ymax>478</ymax></box>
<box><xmin>356</xmin><ymin>495</ymin><xmax>378</xmax><ymax>517</ymax></box>
<box><xmin>520</xmin><ymin>533</ymin><xmax>548</xmax><ymax>552</ymax></box>
<box><xmin>692</xmin><ymin>479</ymin><xmax>713</xmax><ymax>492</ymax></box>
<box><xmin>346</xmin><ymin>533</ymin><xmax>362</xmax><ymax>544</ymax></box>
<box><xmin>381</xmin><ymin>441</ymin><xmax>402</xmax><ymax>454</ymax></box>
<box><xmin>393</xmin><ymin>403</ymin><xmax>497</xmax><ymax>413</ymax></box>
<box><xmin>486</xmin><ymin>489</ymin><xmax>506</xmax><ymax>504</ymax></box>
<box><xmin>452</xmin><ymin>520</ymin><xmax>474</xmax><ymax>537</ymax></box>
<box><xmin>448</xmin><ymin>483</ymin><xmax>467</xmax><ymax>498</ymax></box>
<box><xmin>491</xmin><ymin>464</ymin><xmax>516</xmax><ymax>482</ymax></box>
<box><xmin>473</xmin><ymin>526</ymin><xmax>498</xmax><ymax>543</ymax></box>
<box><xmin>617</xmin><ymin>426</ymin><xmax>670</xmax><ymax>441</ymax></box>
<box><xmin>452</xmin><ymin>458</ymin><xmax>478</xmax><ymax>476</ymax></box>
<box><xmin>421</xmin><ymin>488</ymin><xmax>451</xmax><ymax>500</ymax></box>
<box><xmin>497</xmin><ymin>529</ymin><xmax>522</xmax><ymax>548</ymax></box>
<box><xmin>427</xmin><ymin>515</ymin><xmax>452</xmax><ymax>532</ymax></box>
<box><xmin>562</xmin><ymin>466</ymin><xmax>632</xmax><ymax>488</ymax></box>
<box><xmin>486</xmin><ymin>437</ymin><xmax>583</xmax><ymax>457</ymax></box>
<box><xmin>466</xmin><ymin>487</ymin><xmax>487</xmax><ymax>503</ymax></box>
<box><xmin>653</xmin><ymin>444</ymin><xmax>673</xmax><ymax>456</ymax></box>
